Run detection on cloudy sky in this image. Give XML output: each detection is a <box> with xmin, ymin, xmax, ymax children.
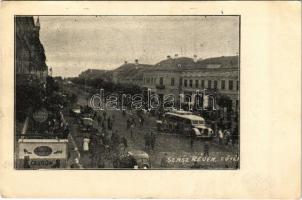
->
<box><xmin>38</xmin><ymin>16</ymin><xmax>239</xmax><ymax>77</ymax></box>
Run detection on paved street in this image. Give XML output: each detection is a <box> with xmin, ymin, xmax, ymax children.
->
<box><xmin>65</xmin><ymin>85</ymin><xmax>239</xmax><ymax>169</ymax></box>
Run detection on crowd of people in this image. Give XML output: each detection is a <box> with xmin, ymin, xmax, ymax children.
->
<box><xmin>68</xmin><ymin>103</ymin><xmax>239</xmax><ymax>168</ymax></box>
<box><xmin>72</xmin><ymin>106</ymin><xmax>151</xmax><ymax>168</ymax></box>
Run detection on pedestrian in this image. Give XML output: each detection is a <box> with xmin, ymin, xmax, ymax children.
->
<box><xmin>233</xmin><ymin>126</ymin><xmax>238</xmax><ymax>145</ymax></box>
<box><xmin>126</xmin><ymin>118</ymin><xmax>130</xmax><ymax>130</ymax></box>
<box><xmin>218</xmin><ymin>129</ymin><xmax>224</xmax><ymax>145</ymax></box>
<box><xmin>121</xmin><ymin>136</ymin><xmax>128</xmax><ymax>151</ymax></box>
<box><xmin>83</xmin><ymin>136</ymin><xmax>90</xmax><ymax>152</ymax></box>
<box><xmin>190</xmin><ymin>129</ymin><xmax>196</xmax><ymax>149</ymax></box>
<box><xmin>150</xmin><ymin>131</ymin><xmax>156</xmax><ymax>150</ymax></box>
<box><xmin>70</xmin><ymin>158</ymin><xmax>82</xmax><ymax>168</ymax></box>
<box><xmin>141</xmin><ymin>116</ymin><xmax>144</xmax><ymax>126</ymax></box>
<box><xmin>111</xmin><ymin>131</ymin><xmax>120</xmax><ymax>152</ymax></box>
<box><xmin>97</xmin><ymin>157</ymin><xmax>105</xmax><ymax>168</ymax></box>
<box><xmin>144</xmin><ymin>132</ymin><xmax>151</xmax><ymax>150</ymax></box>
<box><xmin>130</xmin><ymin>123</ymin><xmax>134</xmax><ymax>138</ymax></box>
<box><xmin>203</xmin><ymin>142</ymin><xmax>210</xmax><ymax>157</ymax></box>
<box><xmin>160</xmin><ymin>153</ymin><xmax>169</xmax><ymax>168</ymax></box>
<box><xmin>131</xmin><ymin>117</ymin><xmax>136</xmax><ymax>127</ymax></box>
<box><xmin>112</xmin><ymin>114</ymin><xmax>115</xmax><ymax>123</ymax></box>
<box><xmin>191</xmin><ymin>161</ymin><xmax>200</xmax><ymax>169</ymax></box>
<box><xmin>63</xmin><ymin>125</ymin><xmax>69</xmax><ymax>139</ymax></box>
<box><xmin>107</xmin><ymin>117</ymin><xmax>111</xmax><ymax>129</ymax></box>
<box><xmin>93</xmin><ymin>111</ymin><xmax>97</xmax><ymax>120</ymax></box>
<box><xmin>138</xmin><ymin>117</ymin><xmax>142</xmax><ymax>127</ymax></box>
<box><xmin>224</xmin><ymin>129</ymin><xmax>231</xmax><ymax>145</ymax></box>
<box><xmin>51</xmin><ymin>159</ymin><xmax>61</xmax><ymax>168</ymax></box>
<box><xmin>23</xmin><ymin>156</ymin><xmax>31</xmax><ymax>169</ymax></box>
<box><xmin>97</xmin><ymin>115</ymin><xmax>102</xmax><ymax>126</ymax></box>
<box><xmin>102</xmin><ymin>121</ymin><xmax>106</xmax><ymax>131</ymax></box>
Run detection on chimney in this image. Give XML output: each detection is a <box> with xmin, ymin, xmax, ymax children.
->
<box><xmin>193</xmin><ymin>55</ymin><xmax>198</xmax><ymax>62</ymax></box>
<box><xmin>135</xmin><ymin>59</ymin><xmax>139</xmax><ymax>65</ymax></box>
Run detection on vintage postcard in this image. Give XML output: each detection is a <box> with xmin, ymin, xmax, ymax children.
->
<box><xmin>0</xmin><ymin>1</ymin><xmax>300</xmax><ymax>198</ymax></box>
<box><xmin>13</xmin><ymin>15</ymin><xmax>240</xmax><ymax>170</ymax></box>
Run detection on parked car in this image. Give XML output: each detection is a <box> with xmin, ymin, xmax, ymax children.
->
<box><xmin>113</xmin><ymin>150</ymin><xmax>151</xmax><ymax>169</ymax></box>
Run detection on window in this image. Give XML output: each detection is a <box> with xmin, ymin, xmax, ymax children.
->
<box><xmin>189</xmin><ymin>80</ymin><xmax>193</xmax><ymax>87</ymax></box>
<box><xmin>214</xmin><ymin>80</ymin><xmax>218</xmax><ymax>89</ymax></box>
<box><xmin>160</xmin><ymin>77</ymin><xmax>164</xmax><ymax>85</ymax></box>
<box><xmin>195</xmin><ymin>80</ymin><xmax>199</xmax><ymax>88</ymax></box>
<box><xmin>229</xmin><ymin>80</ymin><xmax>233</xmax><ymax>90</ymax></box>
<box><xmin>201</xmin><ymin>80</ymin><xmax>205</xmax><ymax>88</ymax></box>
<box><xmin>151</xmin><ymin>77</ymin><xmax>153</xmax><ymax>84</ymax></box>
<box><xmin>171</xmin><ymin>77</ymin><xmax>175</xmax><ymax>86</ymax></box>
<box><xmin>184</xmin><ymin>79</ymin><xmax>188</xmax><ymax>87</ymax></box>
<box><xmin>154</xmin><ymin>78</ymin><xmax>156</xmax><ymax>84</ymax></box>
<box><xmin>147</xmin><ymin>77</ymin><xmax>150</xmax><ymax>84</ymax></box>
<box><xmin>208</xmin><ymin>80</ymin><xmax>212</xmax><ymax>89</ymax></box>
<box><xmin>221</xmin><ymin>80</ymin><xmax>225</xmax><ymax>90</ymax></box>
<box><xmin>236</xmin><ymin>81</ymin><xmax>239</xmax><ymax>91</ymax></box>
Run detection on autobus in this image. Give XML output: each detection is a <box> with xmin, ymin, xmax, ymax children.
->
<box><xmin>157</xmin><ymin>110</ymin><xmax>215</xmax><ymax>139</ymax></box>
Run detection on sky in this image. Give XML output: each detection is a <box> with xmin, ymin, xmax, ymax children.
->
<box><xmin>38</xmin><ymin>16</ymin><xmax>239</xmax><ymax>77</ymax></box>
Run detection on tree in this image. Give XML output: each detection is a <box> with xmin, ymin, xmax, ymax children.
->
<box><xmin>16</xmin><ymin>83</ymin><xmax>44</xmax><ymax>121</ymax></box>
<box><xmin>216</xmin><ymin>94</ymin><xmax>232</xmax><ymax>111</ymax></box>
<box><xmin>46</xmin><ymin>76</ymin><xmax>59</xmax><ymax>96</ymax></box>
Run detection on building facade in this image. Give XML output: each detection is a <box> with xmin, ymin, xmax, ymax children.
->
<box><xmin>112</xmin><ymin>60</ymin><xmax>152</xmax><ymax>86</ymax></box>
<box><xmin>142</xmin><ymin>56</ymin><xmax>239</xmax><ymax>111</ymax></box>
<box><xmin>15</xmin><ymin>16</ymin><xmax>48</xmax><ymax>83</ymax></box>
<box><xmin>181</xmin><ymin>67</ymin><xmax>239</xmax><ymax>111</ymax></box>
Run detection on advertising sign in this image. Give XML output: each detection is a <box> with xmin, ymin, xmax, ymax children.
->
<box><xmin>18</xmin><ymin>139</ymin><xmax>68</xmax><ymax>160</ymax></box>
<box><xmin>32</xmin><ymin>108</ymin><xmax>48</xmax><ymax>123</ymax></box>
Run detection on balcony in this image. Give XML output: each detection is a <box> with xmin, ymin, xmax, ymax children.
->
<box><xmin>156</xmin><ymin>84</ymin><xmax>165</xmax><ymax>90</ymax></box>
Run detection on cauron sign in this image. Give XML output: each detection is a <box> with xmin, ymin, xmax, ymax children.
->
<box><xmin>32</xmin><ymin>108</ymin><xmax>48</xmax><ymax>123</ymax></box>
<box><xmin>34</xmin><ymin>146</ymin><xmax>53</xmax><ymax>156</ymax></box>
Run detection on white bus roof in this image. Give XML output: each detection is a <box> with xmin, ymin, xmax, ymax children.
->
<box><xmin>170</xmin><ymin>110</ymin><xmax>193</xmax><ymax>115</ymax></box>
<box><xmin>165</xmin><ymin>112</ymin><xmax>205</xmax><ymax>121</ymax></box>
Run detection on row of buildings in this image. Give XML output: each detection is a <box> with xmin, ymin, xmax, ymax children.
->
<box><xmin>112</xmin><ymin>55</ymin><xmax>239</xmax><ymax>110</ymax></box>
<box><xmin>15</xmin><ymin>16</ymin><xmax>48</xmax><ymax>84</ymax></box>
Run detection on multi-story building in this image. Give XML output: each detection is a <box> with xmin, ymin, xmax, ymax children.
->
<box><xmin>142</xmin><ymin>56</ymin><xmax>193</xmax><ymax>102</ymax></box>
<box><xmin>15</xmin><ymin>16</ymin><xmax>48</xmax><ymax>84</ymax></box>
<box><xmin>142</xmin><ymin>55</ymin><xmax>239</xmax><ymax>110</ymax></box>
<box><xmin>181</xmin><ymin>56</ymin><xmax>239</xmax><ymax>110</ymax></box>
<box><xmin>112</xmin><ymin>59</ymin><xmax>152</xmax><ymax>86</ymax></box>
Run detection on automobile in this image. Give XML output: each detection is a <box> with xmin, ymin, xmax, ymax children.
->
<box><xmin>70</xmin><ymin>107</ymin><xmax>81</xmax><ymax>117</ymax></box>
<box><xmin>79</xmin><ymin>117</ymin><xmax>94</xmax><ymax>132</ymax></box>
<box><xmin>113</xmin><ymin>150</ymin><xmax>151</xmax><ymax>169</ymax></box>
<box><xmin>81</xmin><ymin>117</ymin><xmax>93</xmax><ymax>126</ymax></box>
<box><xmin>157</xmin><ymin>111</ymin><xmax>214</xmax><ymax>138</ymax></box>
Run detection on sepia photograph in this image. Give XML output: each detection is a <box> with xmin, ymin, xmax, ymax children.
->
<box><xmin>15</xmin><ymin>15</ymin><xmax>240</xmax><ymax>170</ymax></box>
<box><xmin>0</xmin><ymin>1</ymin><xmax>299</xmax><ymax>198</ymax></box>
